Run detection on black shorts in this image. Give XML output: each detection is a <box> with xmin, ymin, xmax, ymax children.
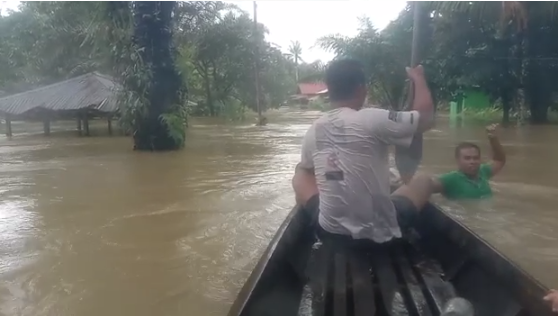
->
<box><xmin>300</xmin><ymin>194</ymin><xmax>419</xmax><ymax>240</ymax></box>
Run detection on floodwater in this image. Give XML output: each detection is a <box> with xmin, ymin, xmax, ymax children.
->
<box><xmin>0</xmin><ymin>109</ymin><xmax>557</xmax><ymax>316</ymax></box>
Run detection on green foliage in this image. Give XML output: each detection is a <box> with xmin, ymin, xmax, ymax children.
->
<box><xmin>219</xmin><ymin>98</ymin><xmax>248</xmax><ymax>122</ymax></box>
<box><xmin>307</xmin><ymin>100</ymin><xmax>330</xmax><ymax>112</ymax></box>
<box><xmin>159</xmin><ymin>111</ymin><xmax>187</xmax><ymax>147</ymax></box>
<box><xmin>318</xmin><ymin>15</ymin><xmax>414</xmax><ymax>108</ymax></box>
<box><xmin>0</xmin><ymin>1</ymin><xmax>310</xmax><ymax>129</ymax></box>
<box><xmin>175</xmin><ymin>6</ymin><xmax>299</xmax><ymax>116</ymax></box>
<box><xmin>318</xmin><ymin>1</ymin><xmax>558</xmax><ymax>125</ymax></box>
<box><xmin>458</xmin><ymin>107</ymin><xmax>503</xmax><ymax>122</ymax></box>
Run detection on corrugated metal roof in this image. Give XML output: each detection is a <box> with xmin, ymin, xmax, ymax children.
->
<box><xmin>0</xmin><ymin>72</ymin><xmax>121</xmax><ymax>116</ymax></box>
<box><xmin>297</xmin><ymin>82</ymin><xmax>327</xmax><ymax>95</ymax></box>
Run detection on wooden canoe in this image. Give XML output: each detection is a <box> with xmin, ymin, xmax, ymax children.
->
<box><xmin>228</xmin><ymin>202</ymin><xmax>553</xmax><ymax>316</ymax></box>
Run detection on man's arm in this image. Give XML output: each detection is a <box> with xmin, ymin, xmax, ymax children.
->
<box><xmin>406</xmin><ymin>65</ymin><xmax>435</xmax><ymax>133</ymax></box>
<box><xmin>363</xmin><ymin>108</ymin><xmax>420</xmax><ymax>148</ymax></box>
<box><xmin>431</xmin><ymin>177</ymin><xmax>445</xmax><ymax>194</ymax></box>
<box><xmin>431</xmin><ymin>172</ymin><xmax>461</xmax><ymax>196</ymax></box>
<box><xmin>292</xmin><ymin>129</ymin><xmax>317</xmax><ymax>205</ymax></box>
<box><xmin>394</xmin><ymin>66</ymin><xmax>434</xmax><ymax>183</ymax></box>
<box><xmin>297</xmin><ymin>128</ymin><xmax>315</xmax><ymax>175</ymax></box>
<box><xmin>292</xmin><ymin>163</ymin><xmax>318</xmax><ymax>206</ymax></box>
<box><xmin>485</xmin><ymin>123</ymin><xmax>506</xmax><ymax>178</ymax></box>
<box><xmin>543</xmin><ymin>289</ymin><xmax>558</xmax><ymax>313</ymax></box>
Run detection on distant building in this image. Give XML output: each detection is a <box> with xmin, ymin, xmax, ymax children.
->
<box><xmin>290</xmin><ymin>82</ymin><xmax>328</xmax><ymax>105</ymax></box>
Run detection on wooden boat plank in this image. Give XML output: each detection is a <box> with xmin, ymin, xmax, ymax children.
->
<box><xmin>347</xmin><ymin>252</ymin><xmax>376</xmax><ymax>316</ymax></box>
<box><xmin>333</xmin><ymin>253</ymin><xmax>347</xmax><ymax>316</ymax></box>
<box><xmin>418</xmin><ymin>205</ymin><xmax>553</xmax><ymax>316</ymax></box>
<box><xmin>313</xmin><ymin>243</ymin><xmax>331</xmax><ymax>316</ymax></box>
<box><xmin>228</xmin><ymin>203</ymin><xmax>557</xmax><ymax>316</ymax></box>
<box><xmin>405</xmin><ymin>244</ymin><xmax>452</xmax><ymax>314</ymax></box>
<box><xmin>393</xmin><ymin>247</ymin><xmax>433</xmax><ymax>316</ymax></box>
<box><xmin>370</xmin><ymin>249</ymin><xmax>405</xmax><ymax>316</ymax></box>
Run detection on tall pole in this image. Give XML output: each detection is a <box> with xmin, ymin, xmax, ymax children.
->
<box><xmin>405</xmin><ymin>1</ymin><xmax>423</xmax><ymax>109</ymax></box>
<box><xmin>395</xmin><ymin>1</ymin><xmax>425</xmax><ymax>183</ymax></box>
<box><xmin>253</xmin><ymin>1</ymin><xmax>262</xmax><ymax>125</ymax></box>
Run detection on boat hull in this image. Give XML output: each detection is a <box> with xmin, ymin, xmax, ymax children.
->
<box><xmin>228</xmin><ymin>203</ymin><xmax>552</xmax><ymax>316</ymax></box>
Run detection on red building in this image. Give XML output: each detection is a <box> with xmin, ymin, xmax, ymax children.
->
<box><xmin>291</xmin><ymin>82</ymin><xmax>328</xmax><ymax>105</ymax></box>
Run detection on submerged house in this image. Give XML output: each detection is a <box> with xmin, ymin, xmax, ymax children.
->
<box><xmin>0</xmin><ymin>72</ymin><xmax>120</xmax><ymax>136</ymax></box>
<box><xmin>290</xmin><ymin>82</ymin><xmax>328</xmax><ymax>105</ymax></box>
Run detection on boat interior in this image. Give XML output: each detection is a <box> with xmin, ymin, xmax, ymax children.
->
<box><xmin>228</xmin><ymin>203</ymin><xmax>553</xmax><ymax>316</ymax></box>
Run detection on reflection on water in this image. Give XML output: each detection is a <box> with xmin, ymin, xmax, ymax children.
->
<box><xmin>0</xmin><ymin>111</ymin><xmax>556</xmax><ymax>315</ymax></box>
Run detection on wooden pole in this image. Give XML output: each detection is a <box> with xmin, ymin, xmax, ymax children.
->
<box><xmin>5</xmin><ymin>115</ymin><xmax>12</xmax><ymax>137</ymax></box>
<box><xmin>410</xmin><ymin>2</ymin><xmax>422</xmax><ymax>70</ymax></box>
<box><xmin>77</xmin><ymin>116</ymin><xmax>82</xmax><ymax>136</ymax></box>
<box><xmin>253</xmin><ymin>1</ymin><xmax>262</xmax><ymax>125</ymax></box>
<box><xmin>43</xmin><ymin>119</ymin><xmax>51</xmax><ymax>136</ymax></box>
<box><xmin>405</xmin><ymin>1</ymin><xmax>423</xmax><ymax>109</ymax></box>
<box><xmin>107</xmin><ymin>117</ymin><xmax>113</xmax><ymax>136</ymax></box>
<box><xmin>395</xmin><ymin>1</ymin><xmax>425</xmax><ymax>183</ymax></box>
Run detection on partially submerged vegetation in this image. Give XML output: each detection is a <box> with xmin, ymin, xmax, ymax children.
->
<box><xmin>2</xmin><ymin>2</ymin><xmax>558</xmax><ymax>149</ymax></box>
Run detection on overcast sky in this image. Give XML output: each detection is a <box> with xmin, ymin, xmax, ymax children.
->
<box><xmin>230</xmin><ymin>1</ymin><xmax>407</xmax><ymax>62</ymax></box>
<box><xmin>1</xmin><ymin>0</ymin><xmax>407</xmax><ymax>62</ymax></box>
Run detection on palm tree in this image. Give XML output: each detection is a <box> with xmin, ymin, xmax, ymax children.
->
<box><xmin>132</xmin><ymin>1</ymin><xmax>185</xmax><ymax>150</ymax></box>
<box><xmin>288</xmin><ymin>40</ymin><xmax>303</xmax><ymax>82</ymax></box>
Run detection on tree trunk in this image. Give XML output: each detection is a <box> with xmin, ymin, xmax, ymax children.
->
<box><xmin>501</xmin><ymin>45</ymin><xmax>512</xmax><ymax>126</ymax></box>
<box><xmin>295</xmin><ymin>55</ymin><xmax>299</xmax><ymax>82</ymax></box>
<box><xmin>525</xmin><ymin>18</ymin><xmax>549</xmax><ymax>124</ymax></box>
<box><xmin>501</xmin><ymin>88</ymin><xmax>511</xmax><ymax>126</ymax></box>
<box><xmin>132</xmin><ymin>1</ymin><xmax>185</xmax><ymax>151</ymax></box>
<box><xmin>515</xmin><ymin>30</ymin><xmax>528</xmax><ymax>126</ymax></box>
<box><xmin>203</xmin><ymin>69</ymin><xmax>215</xmax><ymax>116</ymax></box>
<box><xmin>253</xmin><ymin>1</ymin><xmax>264</xmax><ymax>125</ymax></box>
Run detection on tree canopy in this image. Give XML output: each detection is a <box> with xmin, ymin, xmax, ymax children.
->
<box><xmin>0</xmin><ymin>1</ymin><xmax>316</xmax><ymax>120</ymax></box>
<box><xmin>3</xmin><ymin>0</ymin><xmax>558</xmax><ymax>134</ymax></box>
<box><xmin>318</xmin><ymin>1</ymin><xmax>558</xmax><ymax>124</ymax></box>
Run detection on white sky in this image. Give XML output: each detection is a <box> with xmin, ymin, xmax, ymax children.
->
<box><xmin>0</xmin><ymin>0</ymin><xmax>406</xmax><ymax>62</ymax></box>
<box><xmin>231</xmin><ymin>1</ymin><xmax>406</xmax><ymax>62</ymax></box>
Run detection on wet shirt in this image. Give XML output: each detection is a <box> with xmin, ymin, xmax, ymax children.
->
<box><xmin>438</xmin><ymin>164</ymin><xmax>493</xmax><ymax>200</ymax></box>
<box><xmin>299</xmin><ymin>107</ymin><xmax>420</xmax><ymax>243</ymax></box>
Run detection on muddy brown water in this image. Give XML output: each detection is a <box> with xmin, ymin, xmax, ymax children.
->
<box><xmin>0</xmin><ymin>109</ymin><xmax>557</xmax><ymax>316</ymax></box>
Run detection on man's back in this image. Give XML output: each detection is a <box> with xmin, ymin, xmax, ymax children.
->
<box><xmin>301</xmin><ymin>107</ymin><xmax>407</xmax><ymax>242</ymax></box>
<box><xmin>296</xmin><ymin>59</ymin><xmax>428</xmax><ymax>243</ymax></box>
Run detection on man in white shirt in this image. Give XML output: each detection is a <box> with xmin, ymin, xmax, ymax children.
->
<box><xmin>293</xmin><ymin>58</ymin><xmax>435</xmax><ymax>244</ymax></box>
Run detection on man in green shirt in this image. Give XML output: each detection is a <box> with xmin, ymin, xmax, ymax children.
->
<box><xmin>291</xmin><ymin>123</ymin><xmax>506</xmax><ymax>236</ymax></box>
<box><xmin>432</xmin><ymin>123</ymin><xmax>506</xmax><ymax>200</ymax></box>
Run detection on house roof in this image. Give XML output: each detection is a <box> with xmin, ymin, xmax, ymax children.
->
<box><xmin>0</xmin><ymin>72</ymin><xmax>121</xmax><ymax>116</ymax></box>
<box><xmin>297</xmin><ymin>82</ymin><xmax>327</xmax><ymax>95</ymax></box>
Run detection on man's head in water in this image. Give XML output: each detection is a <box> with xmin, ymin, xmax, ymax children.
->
<box><xmin>455</xmin><ymin>142</ymin><xmax>481</xmax><ymax>177</ymax></box>
<box><xmin>325</xmin><ymin>59</ymin><xmax>367</xmax><ymax>110</ymax></box>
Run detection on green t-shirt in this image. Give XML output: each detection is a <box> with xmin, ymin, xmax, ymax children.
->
<box><xmin>438</xmin><ymin>164</ymin><xmax>493</xmax><ymax>200</ymax></box>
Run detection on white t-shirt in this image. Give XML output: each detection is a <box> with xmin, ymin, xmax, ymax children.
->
<box><xmin>299</xmin><ymin>107</ymin><xmax>420</xmax><ymax>243</ymax></box>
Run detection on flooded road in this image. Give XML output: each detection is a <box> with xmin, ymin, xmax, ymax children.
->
<box><xmin>0</xmin><ymin>110</ymin><xmax>557</xmax><ymax>316</ymax></box>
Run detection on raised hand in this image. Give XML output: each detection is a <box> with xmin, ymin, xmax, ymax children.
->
<box><xmin>486</xmin><ymin>123</ymin><xmax>499</xmax><ymax>138</ymax></box>
<box><xmin>405</xmin><ymin>65</ymin><xmax>425</xmax><ymax>82</ymax></box>
<box><xmin>543</xmin><ymin>289</ymin><xmax>558</xmax><ymax>312</ymax></box>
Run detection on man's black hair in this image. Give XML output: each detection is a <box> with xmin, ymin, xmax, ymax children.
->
<box><xmin>455</xmin><ymin>142</ymin><xmax>481</xmax><ymax>158</ymax></box>
<box><xmin>325</xmin><ymin>58</ymin><xmax>366</xmax><ymax>102</ymax></box>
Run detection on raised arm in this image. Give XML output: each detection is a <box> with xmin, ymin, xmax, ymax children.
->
<box><xmin>485</xmin><ymin>123</ymin><xmax>506</xmax><ymax>178</ymax></box>
<box><xmin>361</xmin><ymin>107</ymin><xmax>419</xmax><ymax>147</ymax></box>
<box><xmin>395</xmin><ymin>65</ymin><xmax>435</xmax><ymax>183</ymax></box>
<box><xmin>406</xmin><ymin>65</ymin><xmax>435</xmax><ymax>133</ymax></box>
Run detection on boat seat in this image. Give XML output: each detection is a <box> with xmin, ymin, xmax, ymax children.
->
<box><xmin>309</xmin><ymin>240</ymin><xmax>458</xmax><ymax>316</ymax></box>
